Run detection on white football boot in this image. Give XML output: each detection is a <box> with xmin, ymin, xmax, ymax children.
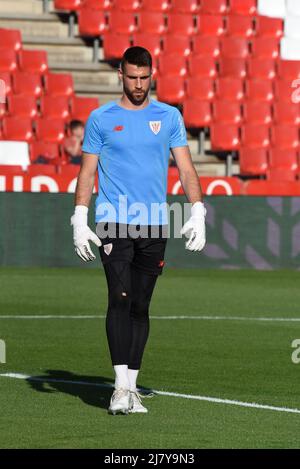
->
<box><xmin>108</xmin><ymin>388</ymin><xmax>132</xmax><ymax>415</ymax></box>
<box><xmin>129</xmin><ymin>391</ymin><xmax>148</xmax><ymax>414</ymax></box>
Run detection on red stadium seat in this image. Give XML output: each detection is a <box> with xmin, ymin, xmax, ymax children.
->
<box><xmin>239</xmin><ymin>147</ymin><xmax>268</xmax><ymax>175</ymax></box>
<box><xmin>271</xmin><ymin>125</ymin><xmax>300</xmax><ymax>149</ymax></box>
<box><xmin>225</xmin><ymin>15</ymin><xmax>255</xmax><ymax>37</ymax></box>
<box><xmin>267</xmin><ymin>168</ymin><xmax>296</xmax><ymax>182</ymax></box>
<box><xmin>40</xmin><ymin>96</ymin><xmax>70</xmax><ymax>120</ymax></box>
<box><xmin>188</xmin><ymin>56</ymin><xmax>217</xmax><ymax>77</ymax></box>
<box><xmin>215</xmin><ymin>77</ymin><xmax>245</xmax><ymax>101</ymax></box>
<box><xmin>220</xmin><ymin>37</ymin><xmax>249</xmax><ymax>59</ymax></box>
<box><xmin>132</xmin><ymin>33</ymin><xmax>162</xmax><ymax>58</ymax></box>
<box><xmin>273</xmin><ymin>102</ymin><xmax>300</xmax><ymax>125</ymax></box>
<box><xmin>255</xmin><ymin>16</ymin><xmax>284</xmax><ymax>38</ymax></box>
<box><xmin>0</xmin><ymin>49</ymin><xmax>17</xmax><ymax>72</ymax></box>
<box><xmin>183</xmin><ymin>99</ymin><xmax>212</xmax><ymax>127</ymax></box>
<box><xmin>82</xmin><ymin>0</ymin><xmax>113</xmax><ymax>10</ymax></box>
<box><xmin>27</xmin><ymin>164</ymin><xmax>57</xmax><ymax>175</ymax></box>
<box><xmin>275</xmin><ymin>79</ymin><xmax>296</xmax><ymax>103</ymax></box>
<box><xmin>210</xmin><ymin>123</ymin><xmax>240</xmax><ymax>150</ymax></box>
<box><xmin>166</xmin><ymin>13</ymin><xmax>196</xmax><ymax>36</ymax></box>
<box><xmin>242</xmin><ymin>101</ymin><xmax>272</xmax><ymax>124</ymax></box>
<box><xmin>78</xmin><ymin>9</ymin><xmax>108</xmax><ymax>36</ymax></box>
<box><xmin>7</xmin><ymin>95</ymin><xmax>38</xmax><ymax>119</ymax></box>
<box><xmin>2</xmin><ymin>116</ymin><xmax>34</xmax><ymax>142</ymax></box>
<box><xmin>45</xmin><ymin>73</ymin><xmax>74</xmax><ymax>97</ymax></box>
<box><xmin>158</xmin><ymin>54</ymin><xmax>187</xmax><ymax>77</ymax></box>
<box><xmin>241</xmin><ymin>124</ymin><xmax>271</xmax><ymax>147</ymax></box>
<box><xmin>197</xmin><ymin>15</ymin><xmax>225</xmax><ymax>36</ymax></box>
<box><xmin>108</xmin><ymin>11</ymin><xmax>138</xmax><ymax>34</ymax></box>
<box><xmin>30</xmin><ymin>141</ymin><xmax>60</xmax><ymax>164</ymax></box>
<box><xmin>212</xmin><ymin>100</ymin><xmax>242</xmax><ymax>124</ymax></box>
<box><xmin>70</xmin><ymin>96</ymin><xmax>99</xmax><ymax>121</ymax></box>
<box><xmin>57</xmin><ymin>164</ymin><xmax>81</xmax><ymax>177</ymax></box>
<box><xmin>141</xmin><ymin>0</ymin><xmax>172</xmax><ymax>12</ymax></box>
<box><xmin>229</xmin><ymin>0</ymin><xmax>257</xmax><ymax>16</ymax></box>
<box><xmin>0</xmin><ymin>72</ymin><xmax>12</xmax><ymax>97</ymax></box>
<box><xmin>35</xmin><ymin>118</ymin><xmax>66</xmax><ymax>143</ymax></box>
<box><xmin>0</xmin><ymin>29</ymin><xmax>22</xmax><ymax>51</ymax></box>
<box><xmin>250</xmin><ymin>38</ymin><xmax>280</xmax><ymax>59</ymax></box>
<box><xmin>138</xmin><ymin>12</ymin><xmax>166</xmax><ymax>34</ymax></box>
<box><xmin>278</xmin><ymin>60</ymin><xmax>300</xmax><ymax>80</ymax></box>
<box><xmin>103</xmin><ymin>33</ymin><xmax>132</xmax><ymax>59</ymax></box>
<box><xmin>246</xmin><ymin>79</ymin><xmax>274</xmax><ymax>102</ymax></box>
<box><xmin>13</xmin><ymin>72</ymin><xmax>43</xmax><ymax>97</ymax></box>
<box><xmin>247</xmin><ymin>58</ymin><xmax>276</xmax><ymax>80</ymax></box>
<box><xmin>172</xmin><ymin>0</ymin><xmax>200</xmax><ymax>13</ymax></box>
<box><xmin>192</xmin><ymin>36</ymin><xmax>220</xmax><ymax>57</ymax></box>
<box><xmin>186</xmin><ymin>77</ymin><xmax>215</xmax><ymax>100</ymax></box>
<box><xmin>156</xmin><ymin>76</ymin><xmax>185</xmax><ymax>104</ymax></box>
<box><xmin>113</xmin><ymin>0</ymin><xmax>142</xmax><ymax>11</ymax></box>
<box><xmin>163</xmin><ymin>36</ymin><xmax>191</xmax><ymax>57</ymax></box>
<box><xmin>219</xmin><ymin>58</ymin><xmax>247</xmax><ymax>78</ymax></box>
<box><xmin>244</xmin><ymin>179</ymin><xmax>300</xmax><ymax>195</ymax></box>
<box><xmin>200</xmin><ymin>0</ymin><xmax>227</xmax><ymax>14</ymax></box>
<box><xmin>18</xmin><ymin>50</ymin><xmax>48</xmax><ymax>75</ymax></box>
<box><xmin>269</xmin><ymin>148</ymin><xmax>298</xmax><ymax>171</ymax></box>
<box><xmin>54</xmin><ymin>0</ymin><xmax>82</xmax><ymax>10</ymax></box>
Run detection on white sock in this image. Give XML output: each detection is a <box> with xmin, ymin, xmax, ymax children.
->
<box><xmin>114</xmin><ymin>365</ymin><xmax>130</xmax><ymax>390</ymax></box>
<box><xmin>128</xmin><ymin>369</ymin><xmax>139</xmax><ymax>392</ymax></box>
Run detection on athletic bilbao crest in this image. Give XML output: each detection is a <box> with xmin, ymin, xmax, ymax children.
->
<box><xmin>149</xmin><ymin>121</ymin><xmax>161</xmax><ymax>135</ymax></box>
<box><xmin>104</xmin><ymin>243</ymin><xmax>113</xmax><ymax>255</ymax></box>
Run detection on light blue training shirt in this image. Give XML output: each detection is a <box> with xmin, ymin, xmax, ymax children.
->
<box><xmin>82</xmin><ymin>99</ymin><xmax>188</xmax><ymax>225</ymax></box>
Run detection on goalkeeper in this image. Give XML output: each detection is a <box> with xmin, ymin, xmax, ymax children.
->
<box><xmin>71</xmin><ymin>47</ymin><xmax>206</xmax><ymax>415</ymax></box>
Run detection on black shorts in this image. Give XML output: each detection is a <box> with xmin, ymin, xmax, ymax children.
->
<box><xmin>96</xmin><ymin>223</ymin><xmax>168</xmax><ymax>276</ymax></box>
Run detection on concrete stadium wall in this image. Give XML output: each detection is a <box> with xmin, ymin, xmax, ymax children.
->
<box><xmin>0</xmin><ymin>193</ymin><xmax>299</xmax><ymax>270</ymax></box>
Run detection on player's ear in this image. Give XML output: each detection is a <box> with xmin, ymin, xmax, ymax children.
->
<box><xmin>118</xmin><ymin>67</ymin><xmax>123</xmax><ymax>82</ymax></box>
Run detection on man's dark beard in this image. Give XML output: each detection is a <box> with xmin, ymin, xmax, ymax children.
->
<box><xmin>123</xmin><ymin>85</ymin><xmax>149</xmax><ymax>106</ymax></box>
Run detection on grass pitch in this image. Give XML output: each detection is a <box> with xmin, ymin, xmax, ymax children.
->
<box><xmin>0</xmin><ymin>267</ymin><xmax>300</xmax><ymax>449</ymax></box>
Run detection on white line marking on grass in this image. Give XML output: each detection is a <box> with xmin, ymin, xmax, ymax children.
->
<box><xmin>1</xmin><ymin>315</ymin><xmax>300</xmax><ymax>322</ymax></box>
<box><xmin>1</xmin><ymin>372</ymin><xmax>300</xmax><ymax>416</ymax></box>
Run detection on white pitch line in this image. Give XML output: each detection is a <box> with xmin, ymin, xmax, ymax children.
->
<box><xmin>0</xmin><ymin>314</ymin><xmax>300</xmax><ymax>322</ymax></box>
<box><xmin>1</xmin><ymin>372</ymin><xmax>300</xmax><ymax>416</ymax></box>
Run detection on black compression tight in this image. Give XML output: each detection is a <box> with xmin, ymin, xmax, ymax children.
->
<box><xmin>103</xmin><ymin>261</ymin><xmax>158</xmax><ymax>370</ymax></box>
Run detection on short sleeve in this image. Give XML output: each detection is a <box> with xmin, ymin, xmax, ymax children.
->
<box><xmin>169</xmin><ymin>108</ymin><xmax>188</xmax><ymax>149</ymax></box>
<box><xmin>82</xmin><ymin>110</ymin><xmax>103</xmax><ymax>155</ymax></box>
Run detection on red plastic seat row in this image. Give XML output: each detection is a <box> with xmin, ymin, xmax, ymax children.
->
<box><xmin>0</xmin><ymin>116</ymin><xmax>66</xmax><ymax>143</ymax></box>
<box><xmin>210</xmin><ymin>124</ymin><xmax>300</xmax><ymax>152</ymax></box>
<box><xmin>55</xmin><ymin>0</ymin><xmax>257</xmax><ymax>15</ymax></box>
<box><xmin>239</xmin><ymin>147</ymin><xmax>300</xmax><ymax>178</ymax></box>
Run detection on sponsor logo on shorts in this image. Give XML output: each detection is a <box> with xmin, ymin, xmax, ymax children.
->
<box><xmin>158</xmin><ymin>260</ymin><xmax>165</xmax><ymax>268</ymax></box>
<box><xmin>104</xmin><ymin>243</ymin><xmax>113</xmax><ymax>255</ymax></box>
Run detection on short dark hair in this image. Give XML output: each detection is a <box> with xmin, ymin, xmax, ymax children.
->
<box><xmin>69</xmin><ymin>119</ymin><xmax>84</xmax><ymax>131</ymax></box>
<box><xmin>120</xmin><ymin>46</ymin><xmax>152</xmax><ymax>72</ymax></box>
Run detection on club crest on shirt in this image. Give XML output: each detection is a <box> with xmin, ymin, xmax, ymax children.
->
<box><xmin>149</xmin><ymin>121</ymin><xmax>161</xmax><ymax>135</ymax></box>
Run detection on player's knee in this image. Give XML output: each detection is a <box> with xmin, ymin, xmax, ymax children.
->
<box><xmin>109</xmin><ymin>289</ymin><xmax>131</xmax><ymax>312</ymax></box>
<box><xmin>131</xmin><ymin>299</ymin><xmax>150</xmax><ymax>320</ymax></box>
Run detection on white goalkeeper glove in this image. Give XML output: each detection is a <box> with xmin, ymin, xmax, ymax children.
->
<box><xmin>180</xmin><ymin>201</ymin><xmax>206</xmax><ymax>252</ymax></box>
<box><xmin>70</xmin><ymin>205</ymin><xmax>101</xmax><ymax>262</ymax></box>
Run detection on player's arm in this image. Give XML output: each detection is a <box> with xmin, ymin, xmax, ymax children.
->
<box><xmin>71</xmin><ymin>152</ymin><xmax>101</xmax><ymax>262</ymax></box>
<box><xmin>171</xmin><ymin>146</ymin><xmax>206</xmax><ymax>252</ymax></box>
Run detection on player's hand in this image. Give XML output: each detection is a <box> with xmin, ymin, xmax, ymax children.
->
<box><xmin>180</xmin><ymin>201</ymin><xmax>206</xmax><ymax>252</ymax></box>
<box><xmin>71</xmin><ymin>205</ymin><xmax>101</xmax><ymax>262</ymax></box>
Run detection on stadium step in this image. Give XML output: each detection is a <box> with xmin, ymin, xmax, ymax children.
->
<box><xmin>0</xmin><ymin>13</ymin><xmax>70</xmax><ymax>38</ymax></box>
<box><xmin>47</xmin><ymin>61</ymin><xmax>119</xmax><ymax>86</ymax></box>
<box><xmin>0</xmin><ymin>0</ymin><xmax>54</xmax><ymax>15</ymax></box>
<box><xmin>22</xmin><ymin>37</ymin><xmax>95</xmax><ymax>63</ymax></box>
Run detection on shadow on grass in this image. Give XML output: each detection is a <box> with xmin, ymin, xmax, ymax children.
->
<box><xmin>26</xmin><ymin>370</ymin><xmax>153</xmax><ymax>410</ymax></box>
<box><xmin>26</xmin><ymin>370</ymin><xmax>115</xmax><ymax>410</ymax></box>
